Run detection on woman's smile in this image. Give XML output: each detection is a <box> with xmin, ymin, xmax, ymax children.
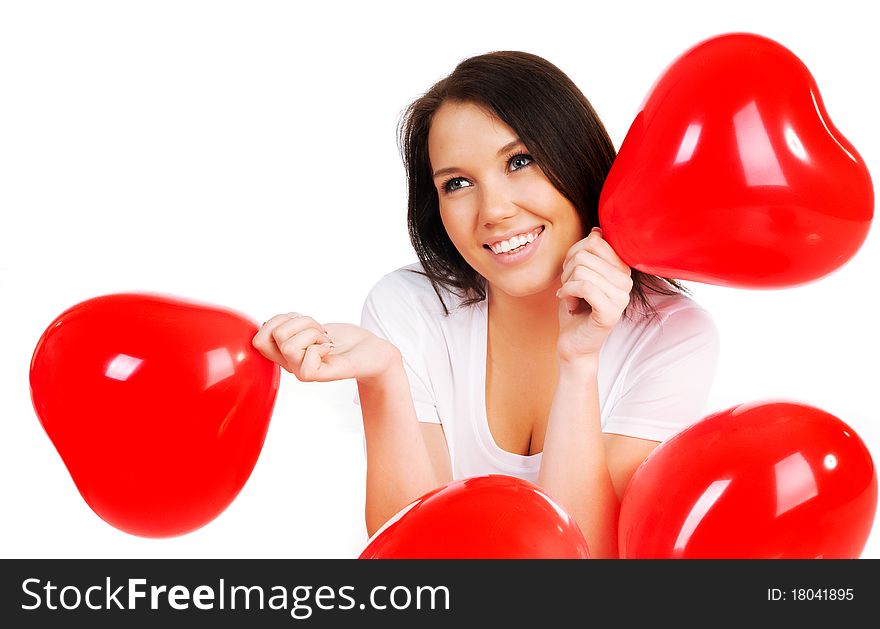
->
<box><xmin>484</xmin><ymin>225</ymin><xmax>545</xmax><ymax>265</ymax></box>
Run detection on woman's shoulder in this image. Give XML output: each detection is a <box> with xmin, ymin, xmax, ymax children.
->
<box><xmin>367</xmin><ymin>261</ymin><xmax>435</xmax><ymax>297</ymax></box>
<box><xmin>601</xmin><ymin>289</ymin><xmax>720</xmax><ymax>380</ymax></box>
<box><xmin>370</xmin><ymin>261</ymin><xmax>431</xmax><ymax>289</ymax></box>
<box><xmin>363</xmin><ymin>261</ymin><xmax>454</xmax><ymax>316</ymax></box>
<box><xmin>622</xmin><ymin>288</ymin><xmax>718</xmax><ymax>346</ymax></box>
<box><xmin>644</xmin><ymin>289</ymin><xmax>713</xmax><ymax>320</ymax></box>
<box><xmin>639</xmin><ymin>289</ymin><xmax>720</xmax><ymax>347</ymax></box>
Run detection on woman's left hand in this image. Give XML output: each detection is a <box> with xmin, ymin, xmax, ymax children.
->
<box><xmin>556</xmin><ymin>227</ymin><xmax>633</xmax><ymax>365</ymax></box>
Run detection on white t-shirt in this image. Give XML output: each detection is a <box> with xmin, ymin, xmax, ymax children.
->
<box><xmin>353</xmin><ymin>262</ymin><xmax>720</xmax><ymax>484</ymax></box>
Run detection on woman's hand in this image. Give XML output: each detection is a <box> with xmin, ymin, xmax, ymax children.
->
<box><xmin>556</xmin><ymin>228</ymin><xmax>633</xmax><ymax>365</ymax></box>
<box><xmin>252</xmin><ymin>314</ymin><xmax>400</xmax><ymax>383</ymax></box>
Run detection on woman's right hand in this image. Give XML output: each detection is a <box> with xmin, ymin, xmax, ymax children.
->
<box><xmin>252</xmin><ymin>313</ymin><xmax>400</xmax><ymax>383</ymax></box>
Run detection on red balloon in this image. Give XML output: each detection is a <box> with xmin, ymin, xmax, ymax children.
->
<box><xmin>29</xmin><ymin>293</ymin><xmax>280</xmax><ymax>538</ymax></box>
<box><xmin>618</xmin><ymin>401</ymin><xmax>878</xmax><ymax>558</ymax></box>
<box><xmin>598</xmin><ymin>32</ymin><xmax>873</xmax><ymax>288</ymax></box>
<box><xmin>359</xmin><ymin>475</ymin><xmax>590</xmax><ymax>559</ymax></box>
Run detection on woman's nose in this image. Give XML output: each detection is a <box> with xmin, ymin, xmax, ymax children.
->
<box><xmin>477</xmin><ymin>184</ymin><xmax>517</xmax><ymax>225</ymax></box>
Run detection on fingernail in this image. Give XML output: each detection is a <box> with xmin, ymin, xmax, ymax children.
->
<box><xmin>555</xmin><ymin>289</ymin><xmax>560</xmax><ymax>297</ymax></box>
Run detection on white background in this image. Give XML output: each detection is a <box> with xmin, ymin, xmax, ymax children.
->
<box><xmin>1</xmin><ymin>0</ymin><xmax>877</xmax><ymax>559</ymax></box>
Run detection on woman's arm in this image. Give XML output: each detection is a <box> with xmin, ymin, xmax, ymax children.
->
<box><xmin>541</xmin><ymin>227</ymin><xmax>640</xmax><ymax>558</ymax></box>
<box><xmin>538</xmin><ymin>357</ymin><xmax>621</xmax><ymax>558</ymax></box>
<box><xmin>357</xmin><ymin>348</ymin><xmax>450</xmax><ymax>537</ymax></box>
<box><xmin>253</xmin><ymin>313</ymin><xmax>451</xmax><ymax>537</ymax></box>
<box><xmin>602</xmin><ymin>433</ymin><xmax>660</xmax><ymax>501</ymax></box>
<box><xmin>539</xmin><ymin>358</ymin><xmax>661</xmax><ymax>558</ymax></box>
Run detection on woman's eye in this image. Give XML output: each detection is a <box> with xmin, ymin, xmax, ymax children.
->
<box><xmin>443</xmin><ymin>177</ymin><xmax>471</xmax><ymax>193</ymax></box>
<box><xmin>509</xmin><ymin>153</ymin><xmax>533</xmax><ymax>171</ymax></box>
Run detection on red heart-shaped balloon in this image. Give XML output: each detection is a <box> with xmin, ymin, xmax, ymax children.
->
<box><xmin>618</xmin><ymin>401</ymin><xmax>878</xmax><ymax>558</ymax></box>
<box><xmin>29</xmin><ymin>293</ymin><xmax>280</xmax><ymax>538</ymax></box>
<box><xmin>599</xmin><ymin>32</ymin><xmax>874</xmax><ymax>288</ymax></box>
<box><xmin>359</xmin><ymin>475</ymin><xmax>590</xmax><ymax>559</ymax></box>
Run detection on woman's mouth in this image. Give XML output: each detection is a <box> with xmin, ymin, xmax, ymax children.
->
<box><xmin>483</xmin><ymin>226</ymin><xmax>545</xmax><ymax>265</ymax></box>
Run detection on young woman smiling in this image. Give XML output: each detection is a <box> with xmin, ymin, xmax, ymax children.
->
<box><xmin>252</xmin><ymin>51</ymin><xmax>720</xmax><ymax>558</ymax></box>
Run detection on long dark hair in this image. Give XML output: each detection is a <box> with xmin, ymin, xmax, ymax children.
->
<box><xmin>399</xmin><ymin>50</ymin><xmax>686</xmax><ymax>318</ymax></box>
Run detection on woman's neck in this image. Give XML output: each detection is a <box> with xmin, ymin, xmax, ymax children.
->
<box><xmin>487</xmin><ymin>283</ymin><xmax>560</xmax><ymax>347</ymax></box>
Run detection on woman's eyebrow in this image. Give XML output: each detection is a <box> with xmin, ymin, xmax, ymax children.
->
<box><xmin>431</xmin><ymin>138</ymin><xmax>524</xmax><ymax>179</ymax></box>
<box><xmin>495</xmin><ymin>138</ymin><xmax>524</xmax><ymax>156</ymax></box>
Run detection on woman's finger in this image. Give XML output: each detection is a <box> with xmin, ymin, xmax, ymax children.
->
<box><xmin>277</xmin><ymin>327</ymin><xmax>328</xmax><ymax>374</ymax></box>
<box><xmin>563</xmin><ymin>228</ymin><xmax>630</xmax><ymax>275</ymax></box>
<box><xmin>252</xmin><ymin>313</ymin><xmax>301</xmax><ymax>364</ymax></box>
<box><xmin>562</xmin><ymin>248</ymin><xmax>633</xmax><ymax>292</ymax></box>
<box><xmin>558</xmin><ymin>280</ymin><xmax>619</xmax><ymax>326</ymax></box>
<box><xmin>567</xmin><ymin>265</ymin><xmax>626</xmax><ymax>307</ymax></box>
<box><xmin>271</xmin><ymin>314</ymin><xmax>329</xmax><ymax>342</ymax></box>
<box><xmin>299</xmin><ymin>342</ymin><xmax>335</xmax><ymax>382</ymax></box>
<box><xmin>584</xmin><ymin>228</ymin><xmax>630</xmax><ymax>273</ymax></box>
<box><xmin>270</xmin><ymin>316</ymin><xmax>331</xmax><ymax>358</ymax></box>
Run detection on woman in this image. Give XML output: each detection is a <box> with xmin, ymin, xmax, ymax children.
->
<box><xmin>252</xmin><ymin>51</ymin><xmax>719</xmax><ymax>558</ymax></box>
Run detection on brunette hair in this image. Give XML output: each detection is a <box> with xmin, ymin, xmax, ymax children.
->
<box><xmin>399</xmin><ymin>50</ymin><xmax>686</xmax><ymax>317</ymax></box>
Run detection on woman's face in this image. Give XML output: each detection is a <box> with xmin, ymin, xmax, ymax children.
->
<box><xmin>428</xmin><ymin>100</ymin><xmax>584</xmax><ymax>299</ymax></box>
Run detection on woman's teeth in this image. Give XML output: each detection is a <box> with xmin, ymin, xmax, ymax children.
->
<box><xmin>490</xmin><ymin>227</ymin><xmax>542</xmax><ymax>254</ymax></box>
